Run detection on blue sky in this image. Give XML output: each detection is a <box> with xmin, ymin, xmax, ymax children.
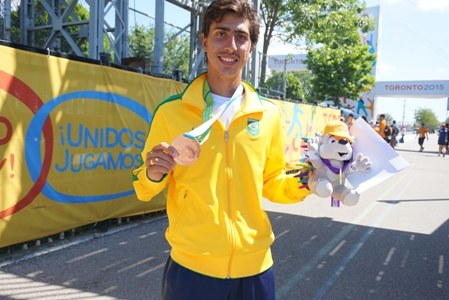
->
<box><xmin>266</xmin><ymin>0</ymin><xmax>449</xmax><ymax>124</ymax></box>
<box><xmin>130</xmin><ymin>0</ymin><xmax>449</xmax><ymax>124</ymax></box>
<box><xmin>365</xmin><ymin>0</ymin><xmax>449</xmax><ymax>124</ymax></box>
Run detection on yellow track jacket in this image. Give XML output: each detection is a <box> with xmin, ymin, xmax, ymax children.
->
<box><xmin>132</xmin><ymin>74</ymin><xmax>311</xmax><ymax>279</ymax></box>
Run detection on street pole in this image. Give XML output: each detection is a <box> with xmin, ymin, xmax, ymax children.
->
<box><xmin>402</xmin><ymin>99</ymin><xmax>406</xmax><ymax>126</ymax></box>
<box><xmin>282</xmin><ymin>58</ymin><xmax>287</xmax><ymax>100</ymax></box>
<box><xmin>153</xmin><ymin>0</ymin><xmax>165</xmax><ymax>73</ymax></box>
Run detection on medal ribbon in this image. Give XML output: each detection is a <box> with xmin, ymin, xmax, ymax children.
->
<box><xmin>184</xmin><ymin>82</ymin><xmax>243</xmax><ymax>144</ymax></box>
<box><xmin>320</xmin><ymin>158</ymin><xmax>351</xmax><ymax>207</ymax></box>
<box><xmin>320</xmin><ymin>158</ymin><xmax>351</xmax><ymax>185</ymax></box>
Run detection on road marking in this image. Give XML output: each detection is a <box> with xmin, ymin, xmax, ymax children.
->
<box><xmin>329</xmin><ymin>240</ymin><xmax>346</xmax><ymax>256</ymax></box>
<box><xmin>277</xmin><ymin>155</ymin><xmax>415</xmax><ymax>299</ymax></box>
<box><xmin>67</xmin><ymin>248</ymin><xmax>109</xmax><ymax>263</ymax></box>
<box><xmin>400</xmin><ymin>249</ymin><xmax>410</xmax><ymax>268</ymax></box>
<box><xmin>0</xmin><ymin>215</ymin><xmax>167</xmax><ymax>268</ymax></box>
<box><xmin>0</xmin><ymin>270</ymin><xmax>116</xmax><ymax>300</ymax></box>
<box><xmin>438</xmin><ymin>255</ymin><xmax>444</xmax><ymax>274</ymax></box>
<box><xmin>383</xmin><ymin>247</ymin><xmax>396</xmax><ymax>266</ymax></box>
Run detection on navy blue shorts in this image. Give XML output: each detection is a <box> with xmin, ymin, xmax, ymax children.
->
<box><xmin>418</xmin><ymin>137</ymin><xmax>425</xmax><ymax>146</ymax></box>
<box><xmin>161</xmin><ymin>256</ymin><xmax>275</xmax><ymax>300</ymax></box>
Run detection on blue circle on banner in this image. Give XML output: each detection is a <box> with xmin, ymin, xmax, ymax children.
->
<box><xmin>25</xmin><ymin>91</ymin><xmax>151</xmax><ymax>203</ymax></box>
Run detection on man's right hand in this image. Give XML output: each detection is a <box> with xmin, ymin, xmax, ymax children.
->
<box><xmin>145</xmin><ymin>142</ymin><xmax>179</xmax><ymax>181</ymax></box>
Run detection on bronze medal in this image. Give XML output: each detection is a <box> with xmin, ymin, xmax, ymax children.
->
<box><xmin>171</xmin><ymin>135</ymin><xmax>201</xmax><ymax>166</ymax></box>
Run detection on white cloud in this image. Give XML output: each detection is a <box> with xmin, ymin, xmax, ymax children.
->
<box><xmin>384</xmin><ymin>0</ymin><xmax>404</xmax><ymax>4</ymax></box>
<box><xmin>374</xmin><ymin>62</ymin><xmax>397</xmax><ymax>80</ymax></box>
<box><xmin>266</xmin><ymin>42</ymin><xmax>305</xmax><ymax>55</ymax></box>
<box><xmin>368</xmin><ymin>0</ymin><xmax>405</xmax><ymax>5</ymax></box>
<box><xmin>368</xmin><ymin>0</ymin><xmax>449</xmax><ymax>10</ymax></box>
<box><xmin>417</xmin><ymin>0</ymin><xmax>449</xmax><ymax>11</ymax></box>
<box><xmin>431</xmin><ymin>67</ymin><xmax>449</xmax><ymax>80</ymax></box>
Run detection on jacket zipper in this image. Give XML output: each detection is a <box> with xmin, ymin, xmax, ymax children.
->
<box><xmin>224</xmin><ymin>129</ymin><xmax>235</xmax><ymax>278</ymax></box>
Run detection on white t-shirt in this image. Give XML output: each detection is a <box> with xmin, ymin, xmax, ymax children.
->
<box><xmin>211</xmin><ymin>88</ymin><xmax>244</xmax><ymax>129</ymax></box>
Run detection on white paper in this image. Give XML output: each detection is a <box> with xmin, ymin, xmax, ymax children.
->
<box><xmin>347</xmin><ymin>117</ymin><xmax>409</xmax><ymax>193</ymax></box>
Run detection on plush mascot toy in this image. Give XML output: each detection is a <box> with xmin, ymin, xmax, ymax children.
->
<box><xmin>306</xmin><ymin>120</ymin><xmax>372</xmax><ymax>206</ymax></box>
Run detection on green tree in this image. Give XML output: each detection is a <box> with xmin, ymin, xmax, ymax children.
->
<box><xmin>262</xmin><ymin>71</ymin><xmax>306</xmax><ymax>101</ymax></box>
<box><xmin>259</xmin><ymin>0</ymin><xmax>289</xmax><ymax>84</ymax></box>
<box><xmin>163</xmin><ymin>31</ymin><xmax>190</xmax><ymax>76</ymax></box>
<box><xmin>286</xmin><ymin>0</ymin><xmax>376</xmax><ymax>104</ymax></box>
<box><xmin>383</xmin><ymin>113</ymin><xmax>394</xmax><ymax>124</ymax></box>
<box><xmin>128</xmin><ymin>25</ymin><xmax>154</xmax><ymax>61</ymax></box>
<box><xmin>10</xmin><ymin>1</ymin><xmax>89</xmax><ymax>55</ymax></box>
<box><xmin>306</xmin><ymin>43</ymin><xmax>375</xmax><ymax>103</ymax></box>
<box><xmin>415</xmin><ymin>108</ymin><xmax>439</xmax><ymax>131</ymax></box>
<box><xmin>128</xmin><ymin>25</ymin><xmax>190</xmax><ymax>76</ymax></box>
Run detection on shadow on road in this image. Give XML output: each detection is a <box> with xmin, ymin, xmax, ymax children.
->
<box><xmin>379</xmin><ymin>198</ymin><xmax>449</xmax><ymax>204</ymax></box>
<box><xmin>1</xmin><ymin>209</ymin><xmax>448</xmax><ymax>300</ymax></box>
<box><xmin>270</xmin><ymin>211</ymin><xmax>449</xmax><ymax>300</ymax></box>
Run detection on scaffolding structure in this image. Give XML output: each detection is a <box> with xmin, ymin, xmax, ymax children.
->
<box><xmin>0</xmin><ymin>0</ymin><xmax>207</xmax><ymax>78</ymax></box>
<box><xmin>0</xmin><ymin>0</ymin><xmax>262</xmax><ymax>83</ymax></box>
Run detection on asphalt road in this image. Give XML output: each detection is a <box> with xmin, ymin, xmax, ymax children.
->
<box><xmin>1</xmin><ymin>133</ymin><xmax>448</xmax><ymax>300</ymax></box>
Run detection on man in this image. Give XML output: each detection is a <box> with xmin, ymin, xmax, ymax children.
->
<box><xmin>375</xmin><ymin>114</ymin><xmax>388</xmax><ymax>142</ymax></box>
<box><xmin>346</xmin><ymin>113</ymin><xmax>355</xmax><ymax>129</ymax></box>
<box><xmin>399</xmin><ymin>125</ymin><xmax>406</xmax><ymax>143</ymax></box>
<box><xmin>446</xmin><ymin>123</ymin><xmax>449</xmax><ymax>153</ymax></box>
<box><xmin>437</xmin><ymin>123</ymin><xmax>448</xmax><ymax>157</ymax></box>
<box><xmin>132</xmin><ymin>1</ymin><xmax>311</xmax><ymax>299</ymax></box>
<box><xmin>389</xmin><ymin>120</ymin><xmax>399</xmax><ymax>148</ymax></box>
<box><xmin>416</xmin><ymin>123</ymin><xmax>429</xmax><ymax>152</ymax></box>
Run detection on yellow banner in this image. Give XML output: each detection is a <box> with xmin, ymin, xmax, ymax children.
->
<box><xmin>0</xmin><ymin>44</ymin><xmax>184</xmax><ymax>247</ymax></box>
<box><xmin>0</xmin><ymin>44</ymin><xmax>339</xmax><ymax>248</ymax></box>
<box><xmin>275</xmin><ymin>101</ymin><xmax>340</xmax><ymax>163</ymax></box>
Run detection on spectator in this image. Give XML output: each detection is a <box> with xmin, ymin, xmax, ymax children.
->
<box><xmin>390</xmin><ymin>120</ymin><xmax>399</xmax><ymax>148</ymax></box>
<box><xmin>437</xmin><ymin>123</ymin><xmax>448</xmax><ymax>157</ymax></box>
<box><xmin>446</xmin><ymin>123</ymin><xmax>449</xmax><ymax>154</ymax></box>
<box><xmin>346</xmin><ymin>113</ymin><xmax>355</xmax><ymax>130</ymax></box>
<box><xmin>399</xmin><ymin>125</ymin><xmax>406</xmax><ymax>143</ymax></box>
<box><xmin>375</xmin><ymin>114</ymin><xmax>388</xmax><ymax>143</ymax></box>
<box><xmin>415</xmin><ymin>123</ymin><xmax>429</xmax><ymax>152</ymax></box>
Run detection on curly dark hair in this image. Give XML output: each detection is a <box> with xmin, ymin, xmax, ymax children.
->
<box><xmin>202</xmin><ymin>0</ymin><xmax>260</xmax><ymax>50</ymax></box>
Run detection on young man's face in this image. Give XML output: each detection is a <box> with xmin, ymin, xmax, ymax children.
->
<box><xmin>201</xmin><ymin>13</ymin><xmax>252</xmax><ymax>81</ymax></box>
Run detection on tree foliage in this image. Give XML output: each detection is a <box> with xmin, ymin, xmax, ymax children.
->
<box><xmin>289</xmin><ymin>0</ymin><xmax>375</xmax><ymax>104</ymax></box>
<box><xmin>261</xmin><ymin>0</ymin><xmax>376</xmax><ymax>104</ymax></box>
<box><xmin>306</xmin><ymin>42</ymin><xmax>375</xmax><ymax>103</ymax></box>
<box><xmin>128</xmin><ymin>25</ymin><xmax>190</xmax><ymax>76</ymax></box>
<box><xmin>414</xmin><ymin>108</ymin><xmax>439</xmax><ymax>131</ymax></box>
<box><xmin>9</xmin><ymin>0</ymin><xmax>89</xmax><ymax>55</ymax></box>
<box><xmin>262</xmin><ymin>71</ymin><xmax>308</xmax><ymax>101</ymax></box>
<box><xmin>259</xmin><ymin>0</ymin><xmax>289</xmax><ymax>84</ymax></box>
<box><xmin>128</xmin><ymin>25</ymin><xmax>154</xmax><ymax>60</ymax></box>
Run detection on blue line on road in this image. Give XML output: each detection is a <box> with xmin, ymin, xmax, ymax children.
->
<box><xmin>277</xmin><ymin>160</ymin><xmax>414</xmax><ymax>299</ymax></box>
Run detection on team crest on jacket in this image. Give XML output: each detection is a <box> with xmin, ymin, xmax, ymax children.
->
<box><xmin>247</xmin><ymin>118</ymin><xmax>260</xmax><ymax>136</ymax></box>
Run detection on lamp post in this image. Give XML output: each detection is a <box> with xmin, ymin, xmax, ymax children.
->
<box><xmin>282</xmin><ymin>54</ymin><xmax>294</xmax><ymax>100</ymax></box>
<box><xmin>402</xmin><ymin>99</ymin><xmax>406</xmax><ymax>126</ymax></box>
<box><xmin>282</xmin><ymin>58</ymin><xmax>287</xmax><ymax>100</ymax></box>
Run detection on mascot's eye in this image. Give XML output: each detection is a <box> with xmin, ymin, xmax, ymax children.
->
<box><xmin>329</xmin><ymin>136</ymin><xmax>338</xmax><ymax>143</ymax></box>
